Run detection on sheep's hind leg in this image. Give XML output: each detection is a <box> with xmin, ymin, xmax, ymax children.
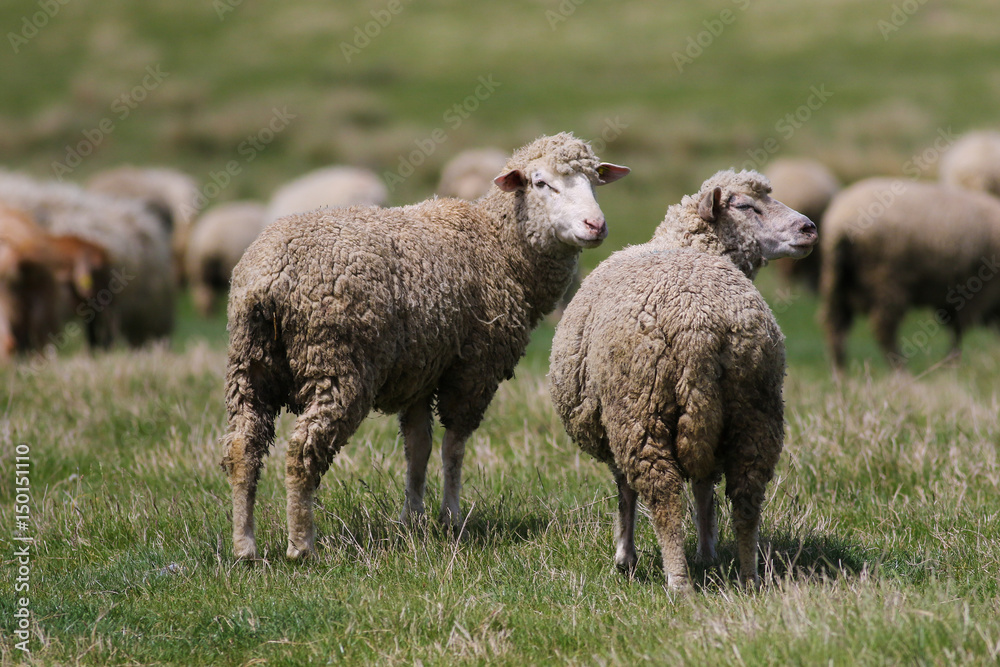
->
<box><xmin>439</xmin><ymin>428</ymin><xmax>471</xmax><ymax>534</ymax></box>
<box><xmin>285</xmin><ymin>384</ymin><xmax>368</xmax><ymax>560</ymax></box>
<box><xmin>693</xmin><ymin>476</ymin><xmax>720</xmax><ymax>563</ymax></box>
<box><xmin>399</xmin><ymin>398</ymin><xmax>434</xmax><ymax>526</ymax></box>
<box><xmin>222</xmin><ymin>401</ymin><xmax>276</xmax><ymax>561</ymax></box>
<box><xmin>612</xmin><ymin>467</ymin><xmax>638</xmax><ymax>574</ymax></box>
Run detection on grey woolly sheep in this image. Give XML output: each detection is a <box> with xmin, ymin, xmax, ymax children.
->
<box><xmin>0</xmin><ymin>170</ymin><xmax>175</xmax><ymax>347</ymax></box>
<box><xmin>436</xmin><ymin>148</ymin><xmax>509</xmax><ymax>200</ymax></box>
<box><xmin>265</xmin><ymin>166</ymin><xmax>388</xmax><ymax>223</ymax></box>
<box><xmin>820</xmin><ymin>177</ymin><xmax>1000</xmax><ymax>369</ymax></box>
<box><xmin>87</xmin><ymin>166</ymin><xmax>200</xmax><ymax>282</ymax></box>
<box><xmin>185</xmin><ymin>201</ymin><xmax>268</xmax><ymax>316</ymax></box>
<box><xmin>939</xmin><ymin>130</ymin><xmax>1000</xmax><ymax>198</ymax></box>
<box><xmin>764</xmin><ymin>158</ymin><xmax>839</xmax><ymax>290</ymax></box>
<box><xmin>549</xmin><ymin>170</ymin><xmax>817</xmax><ymax>591</ymax></box>
<box><xmin>221</xmin><ymin>133</ymin><xmax>629</xmax><ymax>560</ymax></box>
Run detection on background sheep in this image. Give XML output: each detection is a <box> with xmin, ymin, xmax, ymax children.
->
<box><xmin>436</xmin><ymin>148</ymin><xmax>509</xmax><ymax>200</ymax></box>
<box><xmin>549</xmin><ymin>170</ymin><xmax>817</xmax><ymax>591</ymax></box>
<box><xmin>764</xmin><ymin>158</ymin><xmax>839</xmax><ymax>290</ymax></box>
<box><xmin>939</xmin><ymin>130</ymin><xmax>1000</xmax><ymax>198</ymax></box>
<box><xmin>88</xmin><ymin>166</ymin><xmax>200</xmax><ymax>283</ymax></box>
<box><xmin>185</xmin><ymin>201</ymin><xmax>268</xmax><ymax>316</ymax></box>
<box><xmin>0</xmin><ymin>205</ymin><xmax>110</xmax><ymax>357</ymax></box>
<box><xmin>820</xmin><ymin>177</ymin><xmax>1000</xmax><ymax>369</ymax></box>
<box><xmin>265</xmin><ymin>166</ymin><xmax>388</xmax><ymax>223</ymax></box>
<box><xmin>0</xmin><ymin>171</ymin><xmax>175</xmax><ymax>347</ymax></box>
<box><xmin>222</xmin><ymin>133</ymin><xmax>628</xmax><ymax>560</ymax></box>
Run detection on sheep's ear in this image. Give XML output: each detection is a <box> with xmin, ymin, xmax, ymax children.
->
<box><xmin>596</xmin><ymin>163</ymin><xmax>630</xmax><ymax>185</ymax></box>
<box><xmin>494</xmin><ymin>169</ymin><xmax>527</xmax><ymax>192</ymax></box>
<box><xmin>698</xmin><ymin>187</ymin><xmax>724</xmax><ymax>222</ymax></box>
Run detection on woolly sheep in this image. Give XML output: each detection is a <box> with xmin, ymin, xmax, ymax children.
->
<box><xmin>221</xmin><ymin>133</ymin><xmax>629</xmax><ymax>560</ymax></box>
<box><xmin>265</xmin><ymin>166</ymin><xmax>388</xmax><ymax>223</ymax></box>
<box><xmin>820</xmin><ymin>178</ymin><xmax>1000</xmax><ymax>369</ymax></box>
<box><xmin>185</xmin><ymin>201</ymin><xmax>268</xmax><ymax>316</ymax></box>
<box><xmin>88</xmin><ymin>166</ymin><xmax>200</xmax><ymax>282</ymax></box>
<box><xmin>764</xmin><ymin>158</ymin><xmax>839</xmax><ymax>290</ymax></box>
<box><xmin>0</xmin><ymin>205</ymin><xmax>110</xmax><ymax>358</ymax></box>
<box><xmin>0</xmin><ymin>171</ymin><xmax>175</xmax><ymax>347</ymax></box>
<box><xmin>549</xmin><ymin>170</ymin><xmax>817</xmax><ymax>591</ymax></box>
<box><xmin>939</xmin><ymin>130</ymin><xmax>1000</xmax><ymax>198</ymax></box>
<box><xmin>436</xmin><ymin>148</ymin><xmax>509</xmax><ymax>200</ymax></box>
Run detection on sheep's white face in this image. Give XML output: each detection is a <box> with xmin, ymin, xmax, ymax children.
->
<box><xmin>709</xmin><ymin>189</ymin><xmax>818</xmax><ymax>260</ymax></box>
<box><xmin>494</xmin><ymin>161</ymin><xmax>629</xmax><ymax>250</ymax></box>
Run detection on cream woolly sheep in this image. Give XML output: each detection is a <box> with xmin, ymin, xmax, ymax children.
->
<box><xmin>764</xmin><ymin>158</ymin><xmax>839</xmax><ymax>290</ymax></box>
<box><xmin>436</xmin><ymin>148</ymin><xmax>509</xmax><ymax>200</ymax></box>
<box><xmin>265</xmin><ymin>166</ymin><xmax>388</xmax><ymax>223</ymax></box>
<box><xmin>222</xmin><ymin>133</ymin><xmax>629</xmax><ymax>560</ymax></box>
<box><xmin>185</xmin><ymin>201</ymin><xmax>268</xmax><ymax>316</ymax></box>
<box><xmin>939</xmin><ymin>130</ymin><xmax>1000</xmax><ymax>198</ymax></box>
<box><xmin>820</xmin><ymin>178</ymin><xmax>1000</xmax><ymax>369</ymax></box>
<box><xmin>549</xmin><ymin>170</ymin><xmax>817</xmax><ymax>591</ymax></box>
<box><xmin>0</xmin><ymin>171</ymin><xmax>175</xmax><ymax>347</ymax></box>
<box><xmin>87</xmin><ymin>166</ymin><xmax>200</xmax><ymax>283</ymax></box>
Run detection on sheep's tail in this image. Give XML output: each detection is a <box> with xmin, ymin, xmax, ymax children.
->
<box><xmin>819</xmin><ymin>233</ymin><xmax>855</xmax><ymax>369</ymax></box>
<box><xmin>220</xmin><ymin>290</ymin><xmax>289</xmax><ymax>476</ymax></box>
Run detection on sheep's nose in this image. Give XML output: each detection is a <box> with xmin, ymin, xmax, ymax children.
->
<box><xmin>800</xmin><ymin>218</ymin><xmax>817</xmax><ymax>235</ymax></box>
<box><xmin>584</xmin><ymin>217</ymin><xmax>607</xmax><ymax>237</ymax></box>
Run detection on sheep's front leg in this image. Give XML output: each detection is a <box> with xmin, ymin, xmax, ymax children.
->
<box><xmin>693</xmin><ymin>477</ymin><xmax>719</xmax><ymax>563</ymax></box>
<box><xmin>399</xmin><ymin>399</ymin><xmax>434</xmax><ymax>526</ymax></box>
<box><xmin>439</xmin><ymin>428</ymin><xmax>469</xmax><ymax>533</ymax></box>
<box><xmin>612</xmin><ymin>467</ymin><xmax>638</xmax><ymax>573</ymax></box>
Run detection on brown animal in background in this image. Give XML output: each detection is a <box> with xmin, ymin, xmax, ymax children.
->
<box><xmin>0</xmin><ymin>206</ymin><xmax>110</xmax><ymax>359</ymax></box>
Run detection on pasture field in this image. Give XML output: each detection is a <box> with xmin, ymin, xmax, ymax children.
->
<box><xmin>2</xmin><ymin>1</ymin><xmax>1000</xmax><ymax>665</ymax></box>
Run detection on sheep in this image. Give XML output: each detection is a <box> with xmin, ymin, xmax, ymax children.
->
<box><xmin>436</xmin><ymin>148</ymin><xmax>509</xmax><ymax>200</ymax></box>
<box><xmin>265</xmin><ymin>166</ymin><xmax>388</xmax><ymax>224</ymax></box>
<box><xmin>939</xmin><ymin>130</ymin><xmax>1000</xmax><ymax>198</ymax></box>
<box><xmin>763</xmin><ymin>158</ymin><xmax>839</xmax><ymax>290</ymax></box>
<box><xmin>548</xmin><ymin>170</ymin><xmax>817</xmax><ymax>591</ymax></box>
<box><xmin>0</xmin><ymin>205</ymin><xmax>110</xmax><ymax>358</ymax></box>
<box><xmin>87</xmin><ymin>166</ymin><xmax>200</xmax><ymax>283</ymax></box>
<box><xmin>0</xmin><ymin>171</ymin><xmax>175</xmax><ymax>347</ymax></box>
<box><xmin>185</xmin><ymin>201</ymin><xmax>268</xmax><ymax>316</ymax></box>
<box><xmin>221</xmin><ymin>133</ymin><xmax>629</xmax><ymax>560</ymax></box>
<box><xmin>820</xmin><ymin>177</ymin><xmax>1000</xmax><ymax>369</ymax></box>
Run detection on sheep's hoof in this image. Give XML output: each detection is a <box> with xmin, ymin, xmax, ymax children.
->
<box><xmin>233</xmin><ymin>538</ymin><xmax>258</xmax><ymax>561</ymax></box>
<box><xmin>437</xmin><ymin>510</ymin><xmax>465</xmax><ymax>539</ymax></box>
<box><xmin>399</xmin><ymin>507</ymin><xmax>427</xmax><ymax>529</ymax></box>
<box><xmin>285</xmin><ymin>542</ymin><xmax>315</xmax><ymax>561</ymax></box>
<box><xmin>614</xmin><ymin>553</ymin><xmax>638</xmax><ymax>575</ymax></box>
<box><xmin>665</xmin><ymin>574</ymin><xmax>694</xmax><ymax>595</ymax></box>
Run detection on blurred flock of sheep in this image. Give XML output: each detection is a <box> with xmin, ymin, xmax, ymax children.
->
<box><xmin>1</xmin><ymin>128</ymin><xmax>999</xmax><ymax>369</ymax></box>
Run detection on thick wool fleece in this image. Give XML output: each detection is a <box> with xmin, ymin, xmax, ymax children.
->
<box><xmin>0</xmin><ymin>171</ymin><xmax>175</xmax><ymax>345</ymax></box>
<box><xmin>222</xmin><ymin>133</ymin><xmax>611</xmax><ymax>558</ymax></box>
<box><xmin>820</xmin><ymin>177</ymin><xmax>1000</xmax><ymax>367</ymax></box>
<box><xmin>549</xmin><ymin>169</ymin><xmax>790</xmax><ymax>589</ymax></box>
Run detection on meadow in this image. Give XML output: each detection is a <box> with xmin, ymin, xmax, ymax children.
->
<box><xmin>2</xmin><ymin>1</ymin><xmax>1000</xmax><ymax>664</ymax></box>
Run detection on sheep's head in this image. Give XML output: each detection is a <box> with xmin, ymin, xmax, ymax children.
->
<box><xmin>659</xmin><ymin>170</ymin><xmax>818</xmax><ymax>277</ymax></box>
<box><xmin>493</xmin><ymin>133</ymin><xmax>629</xmax><ymax>251</ymax></box>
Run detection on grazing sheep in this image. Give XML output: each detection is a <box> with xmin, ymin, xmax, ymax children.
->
<box><xmin>185</xmin><ymin>201</ymin><xmax>268</xmax><ymax>316</ymax></box>
<box><xmin>221</xmin><ymin>133</ymin><xmax>629</xmax><ymax>560</ymax></box>
<box><xmin>436</xmin><ymin>148</ymin><xmax>509</xmax><ymax>200</ymax></box>
<box><xmin>88</xmin><ymin>166</ymin><xmax>200</xmax><ymax>283</ymax></box>
<box><xmin>0</xmin><ymin>205</ymin><xmax>110</xmax><ymax>358</ymax></box>
<box><xmin>939</xmin><ymin>130</ymin><xmax>1000</xmax><ymax>199</ymax></box>
<box><xmin>549</xmin><ymin>170</ymin><xmax>817</xmax><ymax>591</ymax></box>
<box><xmin>265</xmin><ymin>166</ymin><xmax>388</xmax><ymax>223</ymax></box>
<box><xmin>820</xmin><ymin>178</ymin><xmax>1000</xmax><ymax>369</ymax></box>
<box><xmin>0</xmin><ymin>171</ymin><xmax>175</xmax><ymax>347</ymax></box>
<box><xmin>764</xmin><ymin>158</ymin><xmax>839</xmax><ymax>290</ymax></box>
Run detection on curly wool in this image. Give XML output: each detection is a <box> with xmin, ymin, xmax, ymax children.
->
<box><xmin>506</xmin><ymin>132</ymin><xmax>602</xmax><ymax>181</ymax></box>
<box><xmin>652</xmin><ymin>169</ymin><xmax>772</xmax><ymax>277</ymax></box>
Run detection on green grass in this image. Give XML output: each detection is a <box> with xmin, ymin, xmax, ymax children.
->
<box><xmin>3</xmin><ymin>0</ymin><xmax>1000</xmax><ymax>664</ymax></box>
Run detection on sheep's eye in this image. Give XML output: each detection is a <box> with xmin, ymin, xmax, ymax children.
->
<box><xmin>534</xmin><ymin>180</ymin><xmax>551</xmax><ymax>190</ymax></box>
<box><xmin>735</xmin><ymin>203</ymin><xmax>761</xmax><ymax>214</ymax></box>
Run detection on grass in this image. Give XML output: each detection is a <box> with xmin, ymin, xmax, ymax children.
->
<box><xmin>2</xmin><ymin>0</ymin><xmax>1000</xmax><ymax>664</ymax></box>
